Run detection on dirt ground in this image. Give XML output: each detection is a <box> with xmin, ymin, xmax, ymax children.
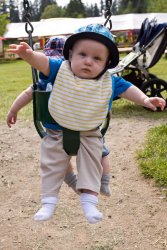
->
<box><xmin>0</xmin><ymin>116</ymin><xmax>167</xmax><ymax>250</ymax></box>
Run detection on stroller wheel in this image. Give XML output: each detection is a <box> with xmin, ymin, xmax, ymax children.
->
<box><xmin>148</xmin><ymin>73</ymin><xmax>157</xmax><ymax>80</ymax></box>
<box><xmin>141</xmin><ymin>78</ymin><xmax>167</xmax><ymax>111</ymax></box>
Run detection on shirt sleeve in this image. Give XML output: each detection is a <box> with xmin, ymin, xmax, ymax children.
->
<box><xmin>112</xmin><ymin>75</ymin><xmax>133</xmax><ymax>98</ymax></box>
<box><xmin>38</xmin><ymin>58</ymin><xmax>62</xmax><ymax>90</ymax></box>
<box><xmin>108</xmin><ymin>75</ymin><xmax>133</xmax><ymax>111</ymax></box>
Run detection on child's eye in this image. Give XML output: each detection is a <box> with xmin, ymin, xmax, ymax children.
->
<box><xmin>94</xmin><ymin>56</ymin><xmax>101</xmax><ymax>61</ymax></box>
<box><xmin>79</xmin><ymin>52</ymin><xmax>86</xmax><ymax>57</ymax></box>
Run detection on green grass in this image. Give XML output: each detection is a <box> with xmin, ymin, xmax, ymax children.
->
<box><xmin>136</xmin><ymin>125</ymin><xmax>167</xmax><ymax>188</ymax></box>
<box><xmin>150</xmin><ymin>55</ymin><xmax>167</xmax><ymax>81</ymax></box>
<box><xmin>0</xmin><ymin>59</ymin><xmax>33</xmax><ymax>121</ymax></box>
<box><xmin>112</xmin><ymin>98</ymin><xmax>167</xmax><ymax>119</ymax></box>
<box><xmin>0</xmin><ymin>57</ymin><xmax>167</xmax><ymax>189</ymax></box>
<box><xmin>113</xmin><ymin>56</ymin><xmax>167</xmax><ymax>190</ymax></box>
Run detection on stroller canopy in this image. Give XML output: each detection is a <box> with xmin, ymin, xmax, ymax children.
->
<box><xmin>135</xmin><ymin>18</ymin><xmax>167</xmax><ymax>68</ymax></box>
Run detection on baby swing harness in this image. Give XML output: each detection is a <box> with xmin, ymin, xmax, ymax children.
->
<box><xmin>23</xmin><ymin>0</ymin><xmax>113</xmax><ymax>156</ymax></box>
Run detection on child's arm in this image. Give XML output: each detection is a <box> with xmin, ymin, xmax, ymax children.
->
<box><xmin>7</xmin><ymin>86</ymin><xmax>32</xmax><ymax>128</ymax></box>
<box><xmin>7</xmin><ymin>42</ymin><xmax>50</xmax><ymax>76</ymax></box>
<box><xmin>120</xmin><ymin>85</ymin><xmax>166</xmax><ymax>111</ymax></box>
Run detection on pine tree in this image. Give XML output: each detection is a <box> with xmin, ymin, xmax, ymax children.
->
<box><xmin>65</xmin><ymin>0</ymin><xmax>86</xmax><ymax>18</ymax></box>
<box><xmin>9</xmin><ymin>0</ymin><xmax>20</xmax><ymax>22</ymax></box>
<box><xmin>0</xmin><ymin>0</ymin><xmax>20</xmax><ymax>22</ymax></box>
<box><xmin>93</xmin><ymin>3</ymin><xmax>100</xmax><ymax>17</ymax></box>
<box><xmin>117</xmin><ymin>0</ymin><xmax>149</xmax><ymax>14</ymax></box>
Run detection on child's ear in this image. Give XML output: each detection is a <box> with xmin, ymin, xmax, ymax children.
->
<box><xmin>69</xmin><ymin>50</ymin><xmax>72</xmax><ymax>61</ymax></box>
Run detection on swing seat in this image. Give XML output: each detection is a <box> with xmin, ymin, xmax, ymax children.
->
<box><xmin>33</xmin><ymin>88</ymin><xmax>109</xmax><ymax>133</ymax></box>
<box><xmin>33</xmin><ymin>90</ymin><xmax>55</xmax><ymax>124</ymax></box>
<box><xmin>32</xmin><ymin>89</ymin><xmax>80</xmax><ymax>156</ymax></box>
<box><xmin>32</xmin><ymin>89</ymin><xmax>56</xmax><ymax>138</ymax></box>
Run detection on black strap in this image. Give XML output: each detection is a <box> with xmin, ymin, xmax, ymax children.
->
<box><xmin>63</xmin><ymin>128</ymin><xmax>80</xmax><ymax>156</ymax></box>
<box><xmin>101</xmin><ymin>112</ymin><xmax>110</xmax><ymax>136</ymax></box>
<box><xmin>32</xmin><ymin>91</ymin><xmax>46</xmax><ymax>138</ymax></box>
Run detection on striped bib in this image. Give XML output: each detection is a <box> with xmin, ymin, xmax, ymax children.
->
<box><xmin>48</xmin><ymin>61</ymin><xmax>112</xmax><ymax>131</ymax></box>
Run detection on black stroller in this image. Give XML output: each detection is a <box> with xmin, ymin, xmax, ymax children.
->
<box><xmin>110</xmin><ymin>18</ymin><xmax>167</xmax><ymax>109</ymax></box>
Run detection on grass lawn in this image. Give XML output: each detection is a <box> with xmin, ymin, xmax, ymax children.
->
<box><xmin>0</xmin><ymin>60</ymin><xmax>33</xmax><ymax>121</ymax></box>
<box><xmin>137</xmin><ymin>124</ymin><xmax>167</xmax><ymax>189</ymax></box>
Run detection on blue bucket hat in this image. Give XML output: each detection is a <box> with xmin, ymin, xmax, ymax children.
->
<box><xmin>63</xmin><ymin>24</ymin><xmax>119</xmax><ymax>68</ymax></box>
<box><xmin>43</xmin><ymin>36</ymin><xmax>66</xmax><ymax>59</ymax></box>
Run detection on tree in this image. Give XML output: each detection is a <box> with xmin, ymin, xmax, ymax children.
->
<box><xmin>0</xmin><ymin>0</ymin><xmax>8</xmax><ymax>14</ymax></box>
<box><xmin>21</xmin><ymin>0</ymin><xmax>58</xmax><ymax>21</ymax></box>
<box><xmin>147</xmin><ymin>0</ymin><xmax>167</xmax><ymax>13</ymax></box>
<box><xmin>41</xmin><ymin>4</ymin><xmax>65</xmax><ymax>19</ymax></box>
<box><xmin>0</xmin><ymin>0</ymin><xmax>20</xmax><ymax>22</ymax></box>
<box><xmin>0</xmin><ymin>14</ymin><xmax>9</xmax><ymax>36</ymax></box>
<box><xmin>93</xmin><ymin>3</ymin><xmax>100</xmax><ymax>17</ymax></box>
<box><xmin>39</xmin><ymin>0</ymin><xmax>57</xmax><ymax>14</ymax></box>
<box><xmin>112</xmin><ymin>0</ymin><xmax>119</xmax><ymax>14</ymax></box>
<box><xmin>117</xmin><ymin>0</ymin><xmax>149</xmax><ymax>14</ymax></box>
<box><xmin>65</xmin><ymin>0</ymin><xmax>86</xmax><ymax>18</ymax></box>
<box><xmin>9</xmin><ymin>0</ymin><xmax>20</xmax><ymax>22</ymax></box>
<box><xmin>30</xmin><ymin>0</ymin><xmax>41</xmax><ymax>21</ymax></box>
<box><xmin>85</xmin><ymin>3</ymin><xmax>100</xmax><ymax>17</ymax></box>
<box><xmin>100</xmin><ymin>0</ymin><xmax>104</xmax><ymax>15</ymax></box>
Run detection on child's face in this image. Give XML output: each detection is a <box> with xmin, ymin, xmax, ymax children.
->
<box><xmin>69</xmin><ymin>39</ymin><xmax>109</xmax><ymax>79</ymax></box>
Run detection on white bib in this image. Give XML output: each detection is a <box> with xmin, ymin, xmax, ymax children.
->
<box><xmin>48</xmin><ymin>61</ymin><xmax>112</xmax><ymax>131</ymax></box>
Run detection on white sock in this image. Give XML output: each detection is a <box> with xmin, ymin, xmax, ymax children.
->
<box><xmin>34</xmin><ymin>197</ymin><xmax>58</xmax><ymax>221</ymax></box>
<box><xmin>80</xmin><ymin>193</ymin><xmax>103</xmax><ymax>224</ymax></box>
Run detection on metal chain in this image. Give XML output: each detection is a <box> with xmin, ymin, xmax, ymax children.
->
<box><xmin>22</xmin><ymin>0</ymin><xmax>113</xmax><ymax>85</ymax></box>
<box><xmin>23</xmin><ymin>0</ymin><xmax>38</xmax><ymax>86</ymax></box>
<box><xmin>104</xmin><ymin>0</ymin><xmax>113</xmax><ymax>30</ymax></box>
<box><xmin>23</xmin><ymin>0</ymin><xmax>34</xmax><ymax>46</ymax></box>
<box><xmin>23</xmin><ymin>0</ymin><xmax>30</xmax><ymax>11</ymax></box>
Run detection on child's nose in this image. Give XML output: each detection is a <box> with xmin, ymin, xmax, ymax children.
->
<box><xmin>85</xmin><ymin>57</ymin><xmax>92</xmax><ymax>65</ymax></box>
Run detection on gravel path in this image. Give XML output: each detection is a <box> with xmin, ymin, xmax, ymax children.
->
<box><xmin>0</xmin><ymin>117</ymin><xmax>167</xmax><ymax>250</ymax></box>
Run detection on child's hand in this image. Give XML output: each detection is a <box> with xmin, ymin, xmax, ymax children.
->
<box><xmin>6</xmin><ymin>111</ymin><xmax>17</xmax><ymax>128</ymax></box>
<box><xmin>144</xmin><ymin>97</ymin><xmax>166</xmax><ymax>111</ymax></box>
<box><xmin>7</xmin><ymin>42</ymin><xmax>33</xmax><ymax>57</ymax></box>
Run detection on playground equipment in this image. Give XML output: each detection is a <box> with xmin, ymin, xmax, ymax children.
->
<box><xmin>23</xmin><ymin>0</ymin><xmax>114</xmax><ymax>155</ymax></box>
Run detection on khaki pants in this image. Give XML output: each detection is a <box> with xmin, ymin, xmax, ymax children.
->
<box><xmin>40</xmin><ymin>128</ymin><xmax>103</xmax><ymax>198</ymax></box>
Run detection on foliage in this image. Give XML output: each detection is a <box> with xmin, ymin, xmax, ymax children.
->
<box><xmin>41</xmin><ymin>4</ymin><xmax>65</xmax><ymax>19</ymax></box>
<box><xmin>1</xmin><ymin>0</ymin><xmax>102</xmax><ymax>22</ymax></box>
<box><xmin>147</xmin><ymin>0</ymin><xmax>167</xmax><ymax>13</ymax></box>
<box><xmin>9</xmin><ymin>0</ymin><xmax>20</xmax><ymax>22</ymax></box>
<box><xmin>113</xmin><ymin>0</ymin><xmax>167</xmax><ymax>14</ymax></box>
<box><xmin>0</xmin><ymin>14</ymin><xmax>9</xmax><ymax>36</ymax></box>
<box><xmin>85</xmin><ymin>3</ymin><xmax>101</xmax><ymax>17</ymax></box>
<box><xmin>1</xmin><ymin>0</ymin><xmax>167</xmax><ymax>22</ymax></box>
<box><xmin>64</xmin><ymin>0</ymin><xmax>87</xmax><ymax>18</ymax></box>
<box><xmin>39</xmin><ymin>0</ymin><xmax>56</xmax><ymax>14</ymax></box>
<box><xmin>116</xmin><ymin>0</ymin><xmax>149</xmax><ymax>14</ymax></box>
<box><xmin>136</xmin><ymin>125</ymin><xmax>167</xmax><ymax>187</ymax></box>
<box><xmin>0</xmin><ymin>0</ymin><xmax>20</xmax><ymax>22</ymax></box>
<box><xmin>29</xmin><ymin>0</ymin><xmax>100</xmax><ymax>20</ymax></box>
